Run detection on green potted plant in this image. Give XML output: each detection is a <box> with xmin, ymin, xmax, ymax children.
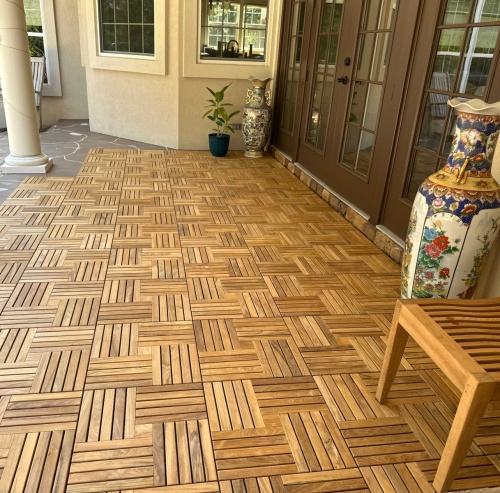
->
<box><xmin>203</xmin><ymin>83</ymin><xmax>240</xmax><ymax>157</ymax></box>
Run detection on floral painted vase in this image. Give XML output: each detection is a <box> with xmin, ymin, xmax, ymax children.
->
<box><xmin>402</xmin><ymin>98</ymin><xmax>500</xmax><ymax>299</ymax></box>
<box><xmin>242</xmin><ymin>77</ymin><xmax>272</xmax><ymax>158</ymax></box>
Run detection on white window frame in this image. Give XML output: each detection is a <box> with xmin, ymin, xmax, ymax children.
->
<box><xmin>199</xmin><ymin>0</ymin><xmax>269</xmax><ymax>63</ymax></box>
<box><xmin>27</xmin><ymin>0</ymin><xmax>62</xmax><ymax>97</ymax></box>
<box><xmin>79</xmin><ymin>0</ymin><xmax>166</xmax><ymax>75</ymax></box>
<box><xmin>96</xmin><ymin>0</ymin><xmax>156</xmax><ymax>58</ymax></box>
<box><xmin>183</xmin><ymin>0</ymin><xmax>282</xmax><ymax>79</ymax></box>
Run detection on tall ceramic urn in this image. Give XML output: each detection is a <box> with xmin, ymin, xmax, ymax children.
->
<box><xmin>402</xmin><ymin>98</ymin><xmax>500</xmax><ymax>299</ymax></box>
<box><xmin>242</xmin><ymin>77</ymin><xmax>272</xmax><ymax>158</ymax></box>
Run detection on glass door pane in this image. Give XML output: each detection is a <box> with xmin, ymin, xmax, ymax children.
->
<box><xmin>404</xmin><ymin>0</ymin><xmax>500</xmax><ymax>202</ymax></box>
<box><xmin>339</xmin><ymin>0</ymin><xmax>396</xmax><ymax>178</ymax></box>
<box><xmin>304</xmin><ymin>0</ymin><xmax>343</xmax><ymax>151</ymax></box>
<box><xmin>280</xmin><ymin>1</ymin><xmax>307</xmax><ymax>133</ymax></box>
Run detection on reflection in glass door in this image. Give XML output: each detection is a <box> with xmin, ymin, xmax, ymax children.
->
<box><xmin>404</xmin><ymin>0</ymin><xmax>500</xmax><ymax>201</ymax></box>
<box><xmin>280</xmin><ymin>1</ymin><xmax>307</xmax><ymax>134</ymax></box>
<box><xmin>340</xmin><ymin>0</ymin><xmax>396</xmax><ymax>178</ymax></box>
<box><xmin>304</xmin><ymin>0</ymin><xmax>344</xmax><ymax>151</ymax></box>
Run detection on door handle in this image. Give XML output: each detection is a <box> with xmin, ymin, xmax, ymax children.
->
<box><xmin>337</xmin><ymin>76</ymin><xmax>349</xmax><ymax>85</ymax></box>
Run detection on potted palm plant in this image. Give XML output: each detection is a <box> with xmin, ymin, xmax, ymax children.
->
<box><xmin>203</xmin><ymin>83</ymin><xmax>240</xmax><ymax>157</ymax></box>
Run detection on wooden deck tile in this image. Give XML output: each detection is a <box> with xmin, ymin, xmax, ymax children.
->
<box><xmin>194</xmin><ymin>320</ymin><xmax>242</xmax><ymax>353</ymax></box>
<box><xmin>281</xmin><ymin>469</ymin><xmax>368</xmax><ymax>492</ymax></box>
<box><xmin>281</xmin><ymin>411</ymin><xmax>356</xmax><ymax>471</ymax></box>
<box><xmin>252</xmin><ymin>377</ymin><xmax>328</xmax><ymax>416</ymax></box>
<box><xmin>86</xmin><ymin>355</ymin><xmax>152</xmax><ymax>389</ymax></box>
<box><xmin>68</xmin><ymin>438</ymin><xmax>154</xmax><ymax>493</ymax></box>
<box><xmin>212</xmin><ymin>427</ymin><xmax>298</xmax><ymax>480</ymax></box>
<box><xmin>75</xmin><ymin>387</ymin><xmax>136</xmax><ymax>442</ymax></box>
<box><xmin>204</xmin><ymin>380</ymin><xmax>264</xmax><ymax>431</ymax></box>
<box><xmin>200</xmin><ymin>349</ymin><xmax>266</xmax><ymax>382</ymax></box>
<box><xmin>136</xmin><ymin>383</ymin><xmax>207</xmax><ymax>424</ymax></box>
<box><xmin>339</xmin><ymin>417</ymin><xmax>429</xmax><ymax>466</ymax></box>
<box><xmin>0</xmin><ymin>430</ymin><xmax>75</xmax><ymax>493</ymax></box>
<box><xmin>152</xmin><ymin>419</ymin><xmax>217</xmax><ymax>486</ymax></box>
<box><xmin>0</xmin><ymin>149</ymin><xmax>496</xmax><ymax>491</ymax></box>
<box><xmin>0</xmin><ymin>392</ymin><xmax>81</xmax><ymax>434</ymax></box>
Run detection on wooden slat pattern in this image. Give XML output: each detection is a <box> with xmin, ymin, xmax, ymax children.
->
<box><xmin>0</xmin><ymin>149</ymin><xmax>495</xmax><ymax>491</ymax></box>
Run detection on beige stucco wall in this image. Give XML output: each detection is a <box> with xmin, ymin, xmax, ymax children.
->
<box><xmin>81</xmin><ymin>0</ymin><xmax>179</xmax><ymax>148</ymax></box>
<box><xmin>178</xmin><ymin>78</ymin><xmax>250</xmax><ymax>150</ymax></box>
<box><xmin>86</xmin><ymin>68</ymin><xmax>179</xmax><ymax>147</ymax></box>
<box><xmin>79</xmin><ymin>0</ymin><xmax>280</xmax><ymax>149</ymax></box>
<box><xmin>43</xmin><ymin>0</ymin><xmax>88</xmax><ymax>125</ymax></box>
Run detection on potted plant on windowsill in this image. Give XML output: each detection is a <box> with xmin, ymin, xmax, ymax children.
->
<box><xmin>203</xmin><ymin>83</ymin><xmax>240</xmax><ymax>157</ymax></box>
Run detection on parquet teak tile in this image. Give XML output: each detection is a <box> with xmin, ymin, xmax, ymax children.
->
<box><xmin>0</xmin><ymin>149</ymin><xmax>495</xmax><ymax>492</ymax></box>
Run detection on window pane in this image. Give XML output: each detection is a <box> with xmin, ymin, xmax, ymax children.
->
<box><xmin>350</xmin><ymin>81</ymin><xmax>368</xmax><ymax>125</ymax></box>
<box><xmin>342</xmin><ymin>125</ymin><xmax>361</xmax><ymax>169</ymax></box>
<box><xmin>443</xmin><ymin>0</ymin><xmax>472</xmax><ymax>25</ymax></box>
<box><xmin>418</xmin><ymin>92</ymin><xmax>447</xmax><ymax>152</ymax></box>
<box><xmin>362</xmin><ymin>83</ymin><xmax>382</xmax><ymax>131</ymax></box>
<box><xmin>101</xmin><ymin>0</ymin><xmax>115</xmax><ymax>23</ymax></box>
<box><xmin>115</xmin><ymin>0</ymin><xmax>128</xmax><ymax>23</ymax></box>
<box><xmin>27</xmin><ymin>35</ymin><xmax>45</xmax><ymax>57</ymax></box>
<box><xmin>357</xmin><ymin>130</ymin><xmax>374</xmax><ymax>176</ymax></box>
<box><xmin>431</xmin><ymin>28</ymin><xmax>465</xmax><ymax>88</ymax></box>
<box><xmin>130</xmin><ymin>25</ymin><xmax>143</xmax><ymax>53</ymax></box>
<box><xmin>442</xmin><ymin>112</ymin><xmax>458</xmax><ymax>156</ymax></box>
<box><xmin>144</xmin><ymin>25</ymin><xmax>154</xmax><ymax>54</ymax></box>
<box><xmin>479</xmin><ymin>0</ymin><xmax>500</xmax><ymax>22</ymax></box>
<box><xmin>102</xmin><ymin>24</ymin><xmax>116</xmax><ymax>51</ymax></box>
<box><xmin>143</xmin><ymin>0</ymin><xmax>154</xmax><ymax>23</ymax></box>
<box><xmin>356</xmin><ymin>32</ymin><xmax>390</xmax><ymax>82</ymax></box>
<box><xmin>199</xmin><ymin>0</ymin><xmax>268</xmax><ymax>61</ymax></box>
<box><xmin>116</xmin><ymin>25</ymin><xmax>129</xmax><ymax>52</ymax></box>
<box><xmin>406</xmin><ymin>151</ymin><xmax>438</xmax><ymax>201</ymax></box>
<box><xmin>99</xmin><ymin>0</ymin><xmax>154</xmax><ymax>55</ymax></box>
<box><xmin>24</xmin><ymin>0</ymin><xmax>43</xmax><ymax>31</ymax></box>
<box><xmin>457</xmin><ymin>26</ymin><xmax>500</xmax><ymax>95</ymax></box>
<box><xmin>341</xmin><ymin>126</ymin><xmax>374</xmax><ymax>177</ymax></box>
<box><xmin>321</xmin><ymin>1</ymin><xmax>333</xmax><ymax>33</ymax></box>
<box><xmin>129</xmin><ymin>0</ymin><xmax>143</xmax><ymax>23</ymax></box>
<box><xmin>363</xmin><ymin>0</ymin><xmax>395</xmax><ymax>31</ymax></box>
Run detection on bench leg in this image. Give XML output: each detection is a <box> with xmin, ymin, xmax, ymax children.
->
<box><xmin>376</xmin><ymin>302</ymin><xmax>408</xmax><ymax>403</ymax></box>
<box><xmin>433</xmin><ymin>374</ymin><xmax>495</xmax><ymax>493</ymax></box>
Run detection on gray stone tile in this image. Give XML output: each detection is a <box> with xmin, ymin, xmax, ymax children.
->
<box><xmin>0</xmin><ymin>119</ymin><xmax>167</xmax><ymax>202</ymax></box>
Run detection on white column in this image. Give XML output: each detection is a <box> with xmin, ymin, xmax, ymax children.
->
<box><xmin>0</xmin><ymin>0</ymin><xmax>51</xmax><ymax>173</ymax></box>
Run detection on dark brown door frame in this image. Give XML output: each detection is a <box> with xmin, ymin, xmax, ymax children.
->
<box><xmin>273</xmin><ymin>0</ymin><xmax>424</xmax><ymax>225</ymax></box>
<box><xmin>380</xmin><ymin>0</ymin><xmax>500</xmax><ymax>239</ymax></box>
<box><xmin>366</xmin><ymin>0</ymin><xmax>425</xmax><ymax>225</ymax></box>
<box><xmin>295</xmin><ymin>0</ymin><xmax>361</xmax><ymax>186</ymax></box>
<box><xmin>273</xmin><ymin>0</ymin><xmax>315</xmax><ymax>160</ymax></box>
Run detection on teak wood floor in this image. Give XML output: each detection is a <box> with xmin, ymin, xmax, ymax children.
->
<box><xmin>0</xmin><ymin>150</ymin><xmax>498</xmax><ymax>493</ymax></box>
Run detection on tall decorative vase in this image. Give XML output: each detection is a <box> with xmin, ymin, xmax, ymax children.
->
<box><xmin>242</xmin><ymin>77</ymin><xmax>272</xmax><ymax>158</ymax></box>
<box><xmin>402</xmin><ymin>98</ymin><xmax>500</xmax><ymax>299</ymax></box>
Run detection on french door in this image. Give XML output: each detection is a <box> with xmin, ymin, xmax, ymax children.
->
<box><xmin>274</xmin><ymin>0</ymin><xmax>419</xmax><ymax>217</ymax></box>
<box><xmin>381</xmin><ymin>0</ymin><xmax>500</xmax><ymax>239</ymax></box>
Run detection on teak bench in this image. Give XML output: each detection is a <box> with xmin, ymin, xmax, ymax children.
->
<box><xmin>377</xmin><ymin>297</ymin><xmax>500</xmax><ymax>493</ymax></box>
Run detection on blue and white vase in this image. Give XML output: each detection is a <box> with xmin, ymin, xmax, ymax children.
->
<box><xmin>402</xmin><ymin>98</ymin><xmax>500</xmax><ymax>299</ymax></box>
<box><xmin>242</xmin><ymin>77</ymin><xmax>272</xmax><ymax>158</ymax></box>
